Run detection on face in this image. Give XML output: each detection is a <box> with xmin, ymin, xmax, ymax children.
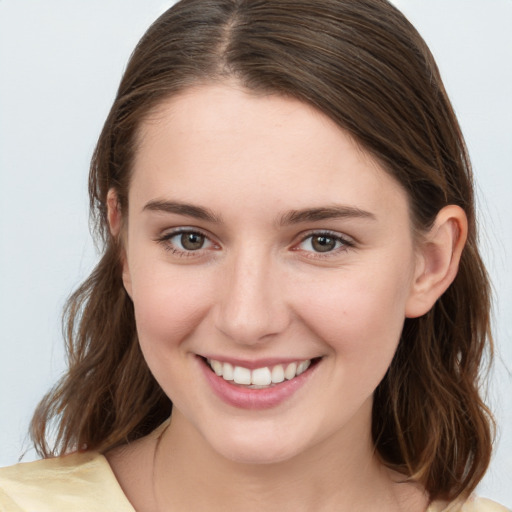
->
<box><xmin>119</xmin><ymin>83</ymin><xmax>423</xmax><ymax>465</ymax></box>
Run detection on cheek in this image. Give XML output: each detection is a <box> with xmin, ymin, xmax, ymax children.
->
<box><xmin>127</xmin><ymin>263</ymin><xmax>217</xmax><ymax>404</ymax></box>
<box><xmin>295</xmin><ymin>266</ymin><xmax>412</xmax><ymax>371</ymax></box>
<box><xmin>128</xmin><ymin>260</ymin><xmax>214</xmax><ymax>349</ymax></box>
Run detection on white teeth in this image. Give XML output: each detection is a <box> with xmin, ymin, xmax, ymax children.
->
<box><xmin>252</xmin><ymin>367</ymin><xmax>272</xmax><ymax>386</ymax></box>
<box><xmin>271</xmin><ymin>364</ymin><xmax>285</xmax><ymax>383</ymax></box>
<box><xmin>233</xmin><ymin>366</ymin><xmax>251</xmax><ymax>385</ymax></box>
<box><xmin>284</xmin><ymin>362</ymin><xmax>297</xmax><ymax>380</ymax></box>
<box><xmin>296</xmin><ymin>360</ymin><xmax>311</xmax><ymax>375</ymax></box>
<box><xmin>207</xmin><ymin>358</ymin><xmax>313</xmax><ymax>387</ymax></box>
<box><xmin>211</xmin><ymin>359</ymin><xmax>223</xmax><ymax>376</ymax></box>
<box><xmin>222</xmin><ymin>362</ymin><xmax>234</xmax><ymax>381</ymax></box>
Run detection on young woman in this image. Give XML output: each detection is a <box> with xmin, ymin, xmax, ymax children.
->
<box><xmin>0</xmin><ymin>1</ymin><xmax>508</xmax><ymax>510</ymax></box>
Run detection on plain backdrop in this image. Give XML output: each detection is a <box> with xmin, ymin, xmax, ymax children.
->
<box><xmin>0</xmin><ymin>0</ymin><xmax>511</xmax><ymax>506</ymax></box>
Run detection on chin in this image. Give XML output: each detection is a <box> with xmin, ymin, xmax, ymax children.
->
<box><xmin>203</xmin><ymin>424</ymin><xmax>312</xmax><ymax>466</ymax></box>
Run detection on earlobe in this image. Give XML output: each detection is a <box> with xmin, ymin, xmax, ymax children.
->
<box><xmin>405</xmin><ymin>205</ymin><xmax>468</xmax><ymax>318</ymax></box>
<box><xmin>106</xmin><ymin>189</ymin><xmax>133</xmax><ymax>297</ymax></box>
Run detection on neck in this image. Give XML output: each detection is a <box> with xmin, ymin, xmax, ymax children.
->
<box><xmin>152</xmin><ymin>404</ymin><xmax>407</xmax><ymax>512</ymax></box>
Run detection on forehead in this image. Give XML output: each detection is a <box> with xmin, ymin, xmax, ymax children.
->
<box><xmin>129</xmin><ymin>83</ymin><xmax>410</xmax><ymax>224</ymax></box>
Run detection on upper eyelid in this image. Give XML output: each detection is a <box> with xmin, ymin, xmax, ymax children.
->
<box><xmin>158</xmin><ymin>226</ymin><xmax>215</xmax><ymax>240</ymax></box>
<box><xmin>296</xmin><ymin>229</ymin><xmax>354</xmax><ymax>244</ymax></box>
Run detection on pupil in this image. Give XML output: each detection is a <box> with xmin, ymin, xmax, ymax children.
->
<box><xmin>312</xmin><ymin>236</ymin><xmax>335</xmax><ymax>252</ymax></box>
<box><xmin>181</xmin><ymin>233</ymin><xmax>204</xmax><ymax>250</ymax></box>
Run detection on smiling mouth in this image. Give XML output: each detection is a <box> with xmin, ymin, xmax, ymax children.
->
<box><xmin>203</xmin><ymin>357</ymin><xmax>319</xmax><ymax>389</ymax></box>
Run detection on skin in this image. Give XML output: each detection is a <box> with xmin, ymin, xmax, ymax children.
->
<box><xmin>106</xmin><ymin>83</ymin><xmax>467</xmax><ymax>512</ymax></box>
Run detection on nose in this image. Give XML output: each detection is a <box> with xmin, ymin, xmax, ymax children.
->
<box><xmin>214</xmin><ymin>246</ymin><xmax>291</xmax><ymax>346</ymax></box>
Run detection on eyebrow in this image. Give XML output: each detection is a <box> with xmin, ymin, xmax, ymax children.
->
<box><xmin>279</xmin><ymin>206</ymin><xmax>376</xmax><ymax>225</ymax></box>
<box><xmin>142</xmin><ymin>200</ymin><xmax>375</xmax><ymax>225</ymax></box>
<box><xmin>142</xmin><ymin>200</ymin><xmax>222</xmax><ymax>223</ymax></box>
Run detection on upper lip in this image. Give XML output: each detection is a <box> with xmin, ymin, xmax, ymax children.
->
<box><xmin>199</xmin><ymin>355</ymin><xmax>319</xmax><ymax>370</ymax></box>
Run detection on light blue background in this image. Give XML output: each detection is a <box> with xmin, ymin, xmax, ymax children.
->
<box><xmin>1</xmin><ymin>0</ymin><xmax>511</xmax><ymax>506</ymax></box>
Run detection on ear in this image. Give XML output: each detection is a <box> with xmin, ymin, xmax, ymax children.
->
<box><xmin>107</xmin><ymin>188</ymin><xmax>123</xmax><ymax>237</ymax></box>
<box><xmin>405</xmin><ymin>205</ymin><xmax>468</xmax><ymax>318</ymax></box>
<box><xmin>106</xmin><ymin>189</ymin><xmax>133</xmax><ymax>297</ymax></box>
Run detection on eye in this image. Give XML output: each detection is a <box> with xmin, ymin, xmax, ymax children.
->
<box><xmin>157</xmin><ymin>228</ymin><xmax>217</xmax><ymax>256</ymax></box>
<box><xmin>296</xmin><ymin>232</ymin><xmax>353</xmax><ymax>254</ymax></box>
<box><xmin>174</xmin><ymin>232</ymin><xmax>207</xmax><ymax>251</ymax></box>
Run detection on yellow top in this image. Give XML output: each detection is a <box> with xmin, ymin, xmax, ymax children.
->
<box><xmin>0</xmin><ymin>452</ymin><xmax>509</xmax><ymax>512</ymax></box>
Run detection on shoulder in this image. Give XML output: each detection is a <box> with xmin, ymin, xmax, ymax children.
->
<box><xmin>0</xmin><ymin>452</ymin><xmax>135</xmax><ymax>512</ymax></box>
<box><xmin>429</xmin><ymin>495</ymin><xmax>511</xmax><ymax>512</ymax></box>
<box><xmin>457</xmin><ymin>497</ymin><xmax>511</xmax><ymax>512</ymax></box>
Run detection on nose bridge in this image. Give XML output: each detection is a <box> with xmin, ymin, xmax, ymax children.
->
<box><xmin>215</xmin><ymin>244</ymin><xmax>289</xmax><ymax>345</ymax></box>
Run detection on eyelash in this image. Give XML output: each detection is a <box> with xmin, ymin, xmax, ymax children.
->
<box><xmin>294</xmin><ymin>230</ymin><xmax>355</xmax><ymax>258</ymax></box>
<box><xmin>155</xmin><ymin>228</ymin><xmax>218</xmax><ymax>258</ymax></box>
<box><xmin>155</xmin><ymin>228</ymin><xmax>355</xmax><ymax>259</ymax></box>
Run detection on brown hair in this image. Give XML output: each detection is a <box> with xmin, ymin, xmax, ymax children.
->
<box><xmin>30</xmin><ymin>0</ymin><xmax>494</xmax><ymax>502</ymax></box>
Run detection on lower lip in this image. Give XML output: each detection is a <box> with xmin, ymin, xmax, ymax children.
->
<box><xmin>198</xmin><ymin>357</ymin><xmax>318</xmax><ymax>410</ymax></box>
